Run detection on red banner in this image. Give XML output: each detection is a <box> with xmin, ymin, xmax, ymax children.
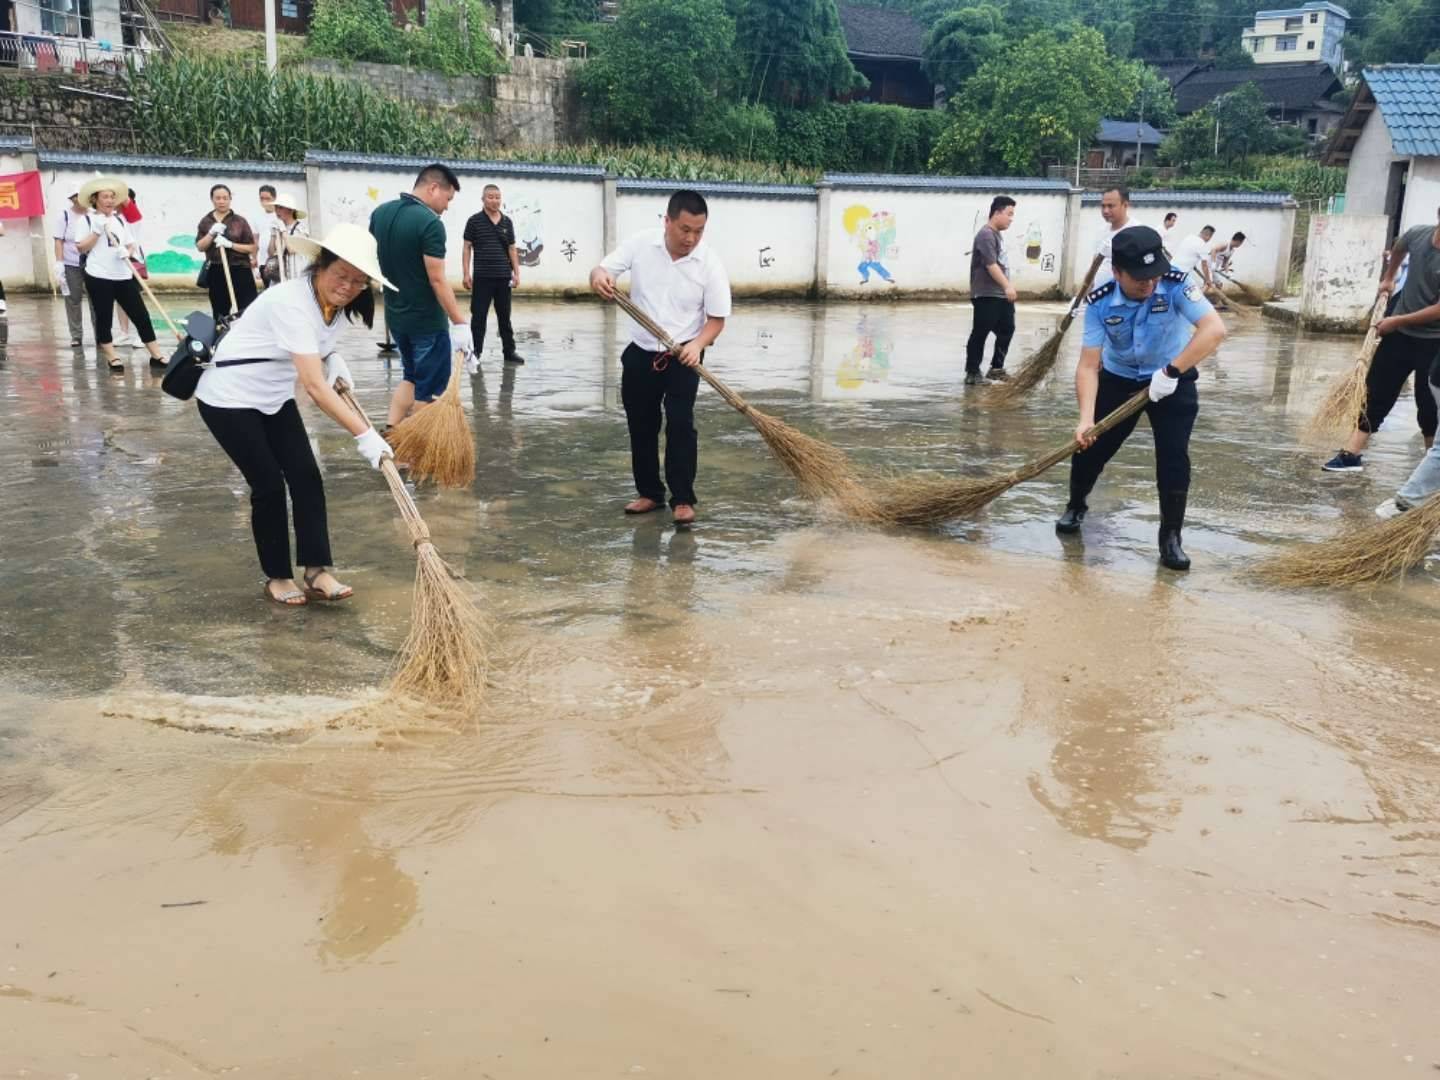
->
<box><xmin>0</xmin><ymin>171</ymin><xmax>45</xmax><ymax>220</ymax></box>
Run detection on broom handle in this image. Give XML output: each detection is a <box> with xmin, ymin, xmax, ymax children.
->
<box><xmin>611</xmin><ymin>292</ymin><xmax>753</xmax><ymax>414</ymax></box>
<box><xmin>1009</xmin><ymin>389</ymin><xmax>1152</xmax><ymax>483</ymax></box>
<box><xmin>334</xmin><ymin>381</ymin><xmax>433</xmax><ymax>548</ymax></box>
<box><xmin>218</xmin><ymin>248</ymin><xmax>239</xmax><ymax>314</ymax></box>
<box><xmin>133</xmin><ymin>269</ymin><xmax>183</xmax><ymax>341</ymax></box>
<box><xmin>1355</xmin><ymin>293</ymin><xmax>1388</xmax><ymax>368</ymax></box>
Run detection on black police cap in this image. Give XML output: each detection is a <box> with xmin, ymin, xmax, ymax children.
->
<box><xmin>1112</xmin><ymin>225</ymin><xmax>1171</xmax><ymax>280</ymax></box>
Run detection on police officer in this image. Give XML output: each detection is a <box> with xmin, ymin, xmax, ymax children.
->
<box><xmin>1055</xmin><ymin>226</ymin><xmax>1227</xmax><ymax>571</ymax></box>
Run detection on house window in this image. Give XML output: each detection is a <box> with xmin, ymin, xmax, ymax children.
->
<box><xmin>1307</xmin><ymin>39</ymin><xmax>1315</xmax><ymax>48</ymax></box>
<box><xmin>1277</xmin><ymin>35</ymin><xmax>1298</xmax><ymax>50</ymax></box>
<box><xmin>1252</xmin><ymin>37</ymin><xmax>1264</xmax><ymax>51</ymax></box>
<box><xmin>1309</xmin><ymin>11</ymin><xmax>1318</xmax><ymax>21</ymax></box>
<box><xmin>1307</xmin><ymin>118</ymin><xmax>1318</xmax><ymax>134</ymax></box>
<box><xmin>1284</xmin><ymin>16</ymin><xmax>1303</xmax><ymax>29</ymax></box>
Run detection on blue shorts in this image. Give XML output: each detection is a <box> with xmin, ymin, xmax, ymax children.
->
<box><xmin>394</xmin><ymin>329</ymin><xmax>452</xmax><ymax>402</ymax></box>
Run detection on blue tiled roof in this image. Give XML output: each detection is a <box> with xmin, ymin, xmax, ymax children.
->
<box><xmin>1364</xmin><ymin>65</ymin><xmax>1440</xmax><ymax>157</ymax></box>
<box><xmin>0</xmin><ymin>135</ymin><xmax>35</xmax><ymax>151</ymax></box>
<box><xmin>825</xmin><ymin>172</ymin><xmax>1072</xmax><ymax>193</ymax></box>
<box><xmin>1098</xmin><ymin>119</ymin><xmax>1163</xmax><ymax>146</ymax></box>
<box><xmin>36</xmin><ymin>151</ymin><xmax>304</xmax><ymax>176</ymax></box>
<box><xmin>617</xmin><ymin>177</ymin><xmax>815</xmax><ymax>200</ymax></box>
<box><xmin>1080</xmin><ymin>190</ymin><xmax>1297</xmax><ymax>209</ymax></box>
<box><xmin>305</xmin><ymin>150</ymin><xmax>606</xmax><ymax>179</ymax></box>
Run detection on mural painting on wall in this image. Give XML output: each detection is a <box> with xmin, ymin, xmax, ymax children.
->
<box><xmin>327</xmin><ymin>186</ymin><xmax>384</xmax><ymax>229</ymax></box>
<box><xmin>843</xmin><ymin>205</ymin><xmax>897</xmax><ymax>285</ymax></box>
<box><xmin>836</xmin><ymin>316</ymin><xmax>892</xmax><ymax>391</ymax></box>
<box><xmin>505</xmin><ymin>197</ymin><xmax>543</xmax><ymax>266</ymax></box>
<box><xmin>966</xmin><ymin>208</ymin><xmax>1054</xmax><ymax>274</ymax></box>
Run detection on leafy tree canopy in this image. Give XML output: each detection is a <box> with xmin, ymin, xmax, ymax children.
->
<box><xmin>735</xmin><ymin>0</ymin><xmax>866</xmax><ymax>107</ymax></box>
<box><xmin>921</xmin><ymin>6</ymin><xmax>1004</xmax><ymax>91</ymax></box>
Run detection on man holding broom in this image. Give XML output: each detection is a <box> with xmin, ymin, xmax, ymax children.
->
<box><xmin>588</xmin><ymin>189</ymin><xmax>732</xmax><ymax>528</ymax></box>
<box><xmin>370</xmin><ymin>164</ymin><xmax>475</xmax><ymax>430</ymax></box>
<box><xmin>1055</xmin><ymin>226</ymin><xmax>1227</xmax><ymax>572</ymax></box>
<box><xmin>1321</xmin><ymin>211</ymin><xmax>1440</xmax><ymax>473</ymax></box>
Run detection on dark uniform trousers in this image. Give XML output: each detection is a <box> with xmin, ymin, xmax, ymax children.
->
<box><xmin>470</xmin><ymin>277</ymin><xmax>517</xmax><ymax>359</ymax></box>
<box><xmin>1357</xmin><ymin>330</ymin><xmax>1439</xmax><ymax>439</ymax></box>
<box><xmin>621</xmin><ymin>342</ymin><xmax>701</xmax><ymax>508</ymax></box>
<box><xmin>1068</xmin><ymin>368</ymin><xmax>1199</xmax><ymax>508</ymax></box>
<box><xmin>965</xmin><ymin>296</ymin><xmax>1016</xmax><ymax>373</ymax></box>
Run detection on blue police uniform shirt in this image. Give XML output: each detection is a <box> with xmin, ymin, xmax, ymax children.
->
<box><xmin>1082</xmin><ymin>270</ymin><xmax>1215</xmax><ymax>379</ymax></box>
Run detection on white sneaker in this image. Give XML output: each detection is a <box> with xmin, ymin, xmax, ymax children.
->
<box><xmin>465</xmin><ymin>355</ymin><xmax>480</xmax><ymax>375</ymax></box>
<box><xmin>1375</xmin><ymin>498</ymin><xmax>1407</xmax><ymax>520</ymax></box>
<box><xmin>0</xmin><ymin>299</ymin><xmax>7</xmax><ymax>315</ymax></box>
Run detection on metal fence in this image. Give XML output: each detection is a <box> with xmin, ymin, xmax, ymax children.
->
<box><xmin>0</xmin><ymin>30</ymin><xmax>160</xmax><ymax>73</ymax></box>
<box><xmin>0</xmin><ymin>122</ymin><xmax>143</xmax><ymax>153</ymax></box>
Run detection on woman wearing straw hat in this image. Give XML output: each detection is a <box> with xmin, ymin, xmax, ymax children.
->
<box><xmin>271</xmin><ymin>192</ymin><xmax>310</xmax><ymax>281</ymax></box>
<box><xmin>194</xmin><ymin>223</ymin><xmax>395</xmax><ymax>607</ymax></box>
<box><xmin>73</xmin><ymin>176</ymin><xmax>167</xmax><ymax>373</ymax></box>
<box><xmin>195</xmin><ymin>183</ymin><xmax>259</xmax><ymax>321</ymax></box>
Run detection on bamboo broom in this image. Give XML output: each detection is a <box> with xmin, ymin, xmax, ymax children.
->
<box><xmin>384</xmin><ymin>353</ymin><xmax>476</xmax><ymax>489</ymax></box>
<box><xmin>1304</xmin><ymin>295</ymin><xmax>1388</xmax><ymax>445</ymax></box>
<box><xmin>610</xmin><ymin>291</ymin><xmax>882</xmax><ymax>516</ymax></box>
<box><xmin>1252</xmin><ymin>494</ymin><xmax>1440</xmax><ymax>588</ymax></box>
<box><xmin>1217</xmin><ymin>270</ymin><xmax>1267</xmax><ymax>307</ymax></box>
<box><xmin>877</xmin><ymin>389</ymin><xmax>1152</xmax><ymax>526</ymax></box>
<box><xmin>981</xmin><ymin>294</ymin><xmax>1083</xmax><ymax>407</ymax></box>
<box><xmin>337</xmin><ymin>381</ymin><xmax>490</xmax><ymax>712</ymax></box>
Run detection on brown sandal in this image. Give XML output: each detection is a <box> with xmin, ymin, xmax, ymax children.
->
<box><xmin>303</xmin><ymin>569</ymin><xmax>353</xmax><ymax>602</ymax></box>
<box><xmin>264</xmin><ymin>580</ymin><xmax>308</xmax><ymax>607</ymax></box>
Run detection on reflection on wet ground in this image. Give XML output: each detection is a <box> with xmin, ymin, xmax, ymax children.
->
<box><xmin>1</xmin><ymin>294</ymin><xmax>1438</xmax><ymax>1076</ymax></box>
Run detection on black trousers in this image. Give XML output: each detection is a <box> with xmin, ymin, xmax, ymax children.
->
<box><xmin>1068</xmin><ymin>368</ymin><xmax>1200</xmax><ymax>507</ymax></box>
<box><xmin>84</xmin><ymin>274</ymin><xmax>156</xmax><ymax>347</ymax></box>
<box><xmin>621</xmin><ymin>342</ymin><xmax>700</xmax><ymax>507</ymax></box>
<box><xmin>1358</xmin><ymin>330</ymin><xmax>1439</xmax><ymax>438</ymax></box>
<box><xmin>207</xmin><ymin>259</ymin><xmax>258</xmax><ymax>322</ymax></box>
<box><xmin>965</xmin><ymin>296</ymin><xmax>1015</xmax><ymax>373</ymax></box>
<box><xmin>198</xmin><ymin>398</ymin><xmax>332</xmax><ymax>580</ymax></box>
<box><xmin>471</xmin><ymin>277</ymin><xmax>516</xmax><ymax>357</ymax></box>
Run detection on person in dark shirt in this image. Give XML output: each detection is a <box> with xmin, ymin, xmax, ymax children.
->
<box><xmin>462</xmin><ymin>183</ymin><xmax>524</xmax><ymax>369</ymax></box>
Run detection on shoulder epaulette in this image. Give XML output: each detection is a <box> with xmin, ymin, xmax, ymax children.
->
<box><xmin>1162</xmin><ymin>269</ymin><xmax>1188</xmax><ymax>283</ymax></box>
<box><xmin>1087</xmin><ymin>280</ymin><xmax>1116</xmax><ymax>304</ymax></box>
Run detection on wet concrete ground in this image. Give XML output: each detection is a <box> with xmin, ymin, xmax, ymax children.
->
<box><xmin>1</xmin><ymin>293</ymin><xmax>1438</xmax><ymax>1077</ymax></box>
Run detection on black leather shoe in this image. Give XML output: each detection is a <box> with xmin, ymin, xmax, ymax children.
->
<box><xmin>1158</xmin><ymin>491</ymin><xmax>1191</xmax><ymax>571</ymax></box>
<box><xmin>1055</xmin><ymin>505</ymin><xmax>1086</xmax><ymax>534</ymax></box>
<box><xmin>504</xmin><ymin>352</ymin><xmax>525</xmax><ymax>365</ymax></box>
<box><xmin>964</xmin><ymin>371</ymin><xmax>982</xmax><ymax>386</ymax></box>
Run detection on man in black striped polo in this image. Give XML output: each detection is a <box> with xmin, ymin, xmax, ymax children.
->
<box><xmin>462</xmin><ymin>183</ymin><xmax>524</xmax><ymax>371</ymax></box>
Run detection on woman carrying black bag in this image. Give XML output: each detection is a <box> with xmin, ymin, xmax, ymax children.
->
<box><xmin>194</xmin><ymin>223</ymin><xmax>395</xmax><ymax>607</ymax></box>
<box><xmin>195</xmin><ymin>183</ymin><xmax>258</xmax><ymax>322</ymax></box>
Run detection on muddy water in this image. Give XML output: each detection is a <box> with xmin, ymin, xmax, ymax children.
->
<box><xmin>1</xmin><ymin>294</ymin><xmax>1438</xmax><ymax>1077</ymax></box>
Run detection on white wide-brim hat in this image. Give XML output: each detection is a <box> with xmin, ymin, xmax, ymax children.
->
<box><xmin>272</xmin><ymin>191</ymin><xmax>306</xmax><ymax>219</ymax></box>
<box><xmin>78</xmin><ymin>174</ymin><xmax>130</xmax><ymax>208</ymax></box>
<box><xmin>288</xmin><ymin>222</ymin><xmax>394</xmax><ymax>290</ymax></box>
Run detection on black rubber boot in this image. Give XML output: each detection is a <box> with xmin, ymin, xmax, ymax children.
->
<box><xmin>1055</xmin><ymin>504</ymin><xmax>1087</xmax><ymax>534</ymax></box>
<box><xmin>1158</xmin><ymin>491</ymin><xmax>1191</xmax><ymax>571</ymax></box>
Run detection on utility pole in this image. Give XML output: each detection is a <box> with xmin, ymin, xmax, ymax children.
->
<box><xmin>264</xmin><ymin>0</ymin><xmax>277</xmax><ymax>72</ymax></box>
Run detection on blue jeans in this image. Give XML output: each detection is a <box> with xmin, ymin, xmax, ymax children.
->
<box><xmin>394</xmin><ymin>328</ymin><xmax>452</xmax><ymax>401</ymax></box>
<box><xmin>1397</xmin><ymin>371</ymin><xmax>1440</xmax><ymax>507</ymax></box>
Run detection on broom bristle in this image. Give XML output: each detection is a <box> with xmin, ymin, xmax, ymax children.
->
<box><xmin>878</xmin><ymin>473</ymin><xmax>1019</xmax><ymax>526</ymax></box>
<box><xmin>1252</xmin><ymin>496</ymin><xmax>1440</xmax><ymax>588</ymax></box>
<box><xmin>386</xmin><ymin>371</ymin><xmax>476</xmax><ymax>488</ymax></box>
<box><xmin>388</xmin><ymin>543</ymin><xmax>491</xmax><ymax>715</ymax></box>
<box><xmin>981</xmin><ymin>329</ymin><xmax>1065</xmax><ymax>407</ymax></box>
<box><xmin>745</xmin><ymin>406</ymin><xmax>886</xmax><ymax>520</ymax></box>
<box><xmin>1304</xmin><ymin>363</ymin><xmax>1369</xmax><ymax>444</ymax></box>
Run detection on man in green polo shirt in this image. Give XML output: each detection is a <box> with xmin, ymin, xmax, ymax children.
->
<box><xmin>369</xmin><ymin>163</ymin><xmax>475</xmax><ymax>428</ymax></box>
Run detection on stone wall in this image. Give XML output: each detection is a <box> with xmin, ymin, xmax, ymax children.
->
<box><xmin>302</xmin><ymin>55</ymin><xmax>581</xmax><ymax>149</ymax></box>
<box><xmin>0</xmin><ymin>72</ymin><xmax>138</xmax><ymax>152</ymax></box>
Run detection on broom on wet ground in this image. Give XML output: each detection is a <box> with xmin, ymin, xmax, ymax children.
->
<box><xmin>1252</xmin><ymin>494</ymin><xmax>1440</xmax><ymax>588</ymax></box>
<box><xmin>337</xmin><ymin>380</ymin><xmax>490</xmax><ymax>712</ymax></box>
<box><xmin>1217</xmin><ymin>270</ymin><xmax>1268</xmax><ymax>308</ymax></box>
<box><xmin>876</xmin><ymin>389</ymin><xmax>1152</xmax><ymax>527</ymax></box>
<box><xmin>1304</xmin><ymin>295</ymin><xmax>1388</xmax><ymax>444</ymax></box>
<box><xmin>1204</xmin><ymin>285</ymin><xmax>1259</xmax><ymax>320</ymax></box>
<box><xmin>981</xmin><ymin>293</ymin><xmax>1084</xmax><ymax>407</ymax></box>
<box><xmin>610</xmin><ymin>291</ymin><xmax>881</xmax><ymax>515</ymax></box>
<box><xmin>383</xmin><ymin>353</ymin><xmax>476</xmax><ymax>489</ymax></box>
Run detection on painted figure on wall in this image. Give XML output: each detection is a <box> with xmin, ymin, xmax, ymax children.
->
<box><xmin>505</xmin><ymin>196</ymin><xmax>543</xmax><ymax>267</ymax></box>
<box><xmin>843</xmin><ymin>205</ymin><xmax>897</xmax><ymax>285</ymax></box>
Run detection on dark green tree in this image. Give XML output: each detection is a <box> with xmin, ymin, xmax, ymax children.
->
<box><xmin>1363</xmin><ymin>0</ymin><xmax>1440</xmax><ymax>62</ymax></box>
<box><xmin>921</xmin><ymin>5</ymin><xmax>1004</xmax><ymax>91</ymax></box>
<box><xmin>735</xmin><ymin>0</ymin><xmax>866</xmax><ymax>107</ymax></box>
<box><xmin>1158</xmin><ymin>83</ymin><xmax>1287</xmax><ymax>166</ymax></box>
<box><xmin>1115</xmin><ymin>62</ymin><xmax>1178</xmax><ymax>129</ymax></box>
<box><xmin>576</xmin><ymin>0</ymin><xmax>738</xmax><ymax>142</ymax></box>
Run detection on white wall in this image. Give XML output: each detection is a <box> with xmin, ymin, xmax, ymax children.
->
<box><xmin>1300</xmin><ymin>213</ymin><xmax>1388</xmax><ymax>329</ymax></box>
<box><xmin>314</xmin><ymin>166</ymin><xmax>602</xmax><ymax>294</ymax></box>
<box><xmin>1343</xmin><ymin>110</ymin><xmax>1398</xmax><ymax>218</ymax></box>
<box><xmin>1400</xmin><ymin>157</ymin><xmax>1440</xmax><ymax>234</ymax></box>
<box><xmin>1070</xmin><ymin>199</ymin><xmax>1293</xmax><ymax>294</ymax></box>
<box><xmin>39</xmin><ymin>164</ymin><xmax>306</xmax><ymax>287</ymax></box>
<box><xmin>823</xmin><ymin>186</ymin><xmax>1069</xmax><ymax>297</ymax></box>
<box><xmin>614</xmin><ymin>189</ymin><xmax>816</xmax><ymax>295</ymax></box>
<box><xmin>0</xmin><ymin>151</ymin><xmax>35</xmax><ymax>285</ymax></box>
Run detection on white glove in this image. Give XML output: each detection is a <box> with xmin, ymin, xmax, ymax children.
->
<box><xmin>324</xmin><ymin>353</ymin><xmax>353</xmax><ymax>389</ymax></box>
<box><xmin>209</xmin><ymin>222</ymin><xmax>226</xmax><ymax>237</ymax></box>
<box><xmin>53</xmin><ymin>260</ymin><xmax>66</xmax><ymax>281</ymax></box>
<box><xmin>449</xmin><ymin>321</ymin><xmax>474</xmax><ymax>357</ymax></box>
<box><xmin>355</xmin><ymin>427</ymin><xmax>391</xmax><ymax>469</ymax></box>
<box><xmin>1149</xmin><ymin>365</ymin><xmax>1180</xmax><ymax>402</ymax></box>
<box><xmin>215</xmin><ymin>236</ymin><xmax>234</xmax><ymax>250</ymax></box>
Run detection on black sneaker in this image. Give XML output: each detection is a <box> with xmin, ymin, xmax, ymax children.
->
<box><xmin>503</xmin><ymin>352</ymin><xmax>525</xmax><ymax>365</ymax></box>
<box><xmin>1322</xmin><ymin>450</ymin><xmax>1364</xmax><ymax>473</ymax></box>
<box><xmin>1055</xmin><ymin>506</ymin><xmax>1086</xmax><ymax>534</ymax></box>
<box><xmin>986</xmin><ymin>367</ymin><xmax>1010</xmax><ymax>381</ymax></box>
<box><xmin>964</xmin><ymin>371</ymin><xmax>982</xmax><ymax>386</ymax></box>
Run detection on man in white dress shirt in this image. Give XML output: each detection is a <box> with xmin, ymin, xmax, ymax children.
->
<box><xmin>589</xmin><ymin>189</ymin><xmax>732</xmax><ymax>527</ymax></box>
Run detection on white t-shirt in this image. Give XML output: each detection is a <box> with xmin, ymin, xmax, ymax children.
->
<box><xmin>76</xmin><ymin>212</ymin><xmax>136</xmax><ymax>281</ymax></box>
<box><xmin>600</xmin><ymin>228</ymin><xmax>732</xmax><ymax>351</ymax></box>
<box><xmin>53</xmin><ymin>207</ymin><xmax>85</xmax><ymax>266</ymax></box>
<box><xmin>196</xmin><ymin>279</ymin><xmax>343</xmax><ymax>414</ymax></box>
<box><xmin>279</xmin><ymin>219</ymin><xmax>311</xmax><ymax>279</ymax></box>
<box><xmin>1170</xmin><ymin>234</ymin><xmax>1212</xmax><ymax>276</ymax></box>
<box><xmin>1094</xmin><ymin>221</ymin><xmax>1140</xmax><ymax>287</ymax></box>
<box><xmin>255</xmin><ymin>210</ymin><xmax>281</xmax><ymax>266</ymax></box>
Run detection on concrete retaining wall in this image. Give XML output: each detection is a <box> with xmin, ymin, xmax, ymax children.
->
<box><xmin>1300</xmin><ymin>213</ymin><xmax>1388</xmax><ymax>331</ymax></box>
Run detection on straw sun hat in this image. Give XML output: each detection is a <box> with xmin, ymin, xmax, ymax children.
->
<box><xmin>78</xmin><ymin>175</ymin><xmax>131</xmax><ymax>208</ymax></box>
<box><xmin>287</xmin><ymin>222</ymin><xmax>395</xmax><ymax>290</ymax></box>
<box><xmin>271</xmin><ymin>191</ymin><xmax>306</xmax><ymax>219</ymax></box>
